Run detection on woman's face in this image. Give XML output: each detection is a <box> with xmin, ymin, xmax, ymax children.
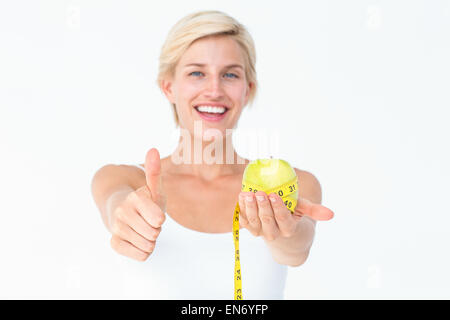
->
<box><xmin>162</xmin><ymin>35</ymin><xmax>253</xmax><ymax>139</ymax></box>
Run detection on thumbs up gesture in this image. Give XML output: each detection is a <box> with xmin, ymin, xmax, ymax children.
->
<box><xmin>144</xmin><ymin>148</ymin><xmax>167</xmax><ymax>212</ymax></box>
<box><xmin>109</xmin><ymin>148</ymin><xmax>167</xmax><ymax>261</ymax></box>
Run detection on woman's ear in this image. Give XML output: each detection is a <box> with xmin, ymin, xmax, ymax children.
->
<box><xmin>243</xmin><ymin>81</ymin><xmax>253</xmax><ymax>106</ymax></box>
<box><xmin>161</xmin><ymin>78</ymin><xmax>175</xmax><ymax>104</ymax></box>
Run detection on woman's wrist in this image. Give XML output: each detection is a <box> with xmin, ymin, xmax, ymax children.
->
<box><xmin>263</xmin><ymin>217</ymin><xmax>316</xmax><ymax>266</ymax></box>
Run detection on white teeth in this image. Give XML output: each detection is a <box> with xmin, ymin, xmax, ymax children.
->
<box><xmin>196</xmin><ymin>105</ymin><xmax>226</xmax><ymax>114</ymax></box>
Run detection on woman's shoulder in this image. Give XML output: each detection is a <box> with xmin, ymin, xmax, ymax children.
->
<box><xmin>294</xmin><ymin>168</ymin><xmax>322</xmax><ymax>204</ymax></box>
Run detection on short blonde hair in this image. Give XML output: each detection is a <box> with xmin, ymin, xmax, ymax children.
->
<box><xmin>156</xmin><ymin>10</ymin><xmax>258</xmax><ymax>127</ymax></box>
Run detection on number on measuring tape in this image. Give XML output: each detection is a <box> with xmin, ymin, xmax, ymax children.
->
<box><xmin>284</xmin><ymin>200</ymin><xmax>293</xmax><ymax>209</ymax></box>
<box><xmin>278</xmin><ymin>190</ymin><xmax>284</xmax><ymax>197</ymax></box>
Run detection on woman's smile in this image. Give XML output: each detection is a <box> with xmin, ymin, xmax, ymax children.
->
<box><xmin>193</xmin><ymin>104</ymin><xmax>230</xmax><ymax>122</ymax></box>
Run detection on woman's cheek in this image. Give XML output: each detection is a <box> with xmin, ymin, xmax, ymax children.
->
<box><xmin>179</xmin><ymin>81</ymin><xmax>202</xmax><ymax>97</ymax></box>
<box><xmin>229</xmin><ymin>84</ymin><xmax>247</xmax><ymax>103</ymax></box>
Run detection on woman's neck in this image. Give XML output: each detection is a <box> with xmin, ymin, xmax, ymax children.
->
<box><xmin>164</xmin><ymin>134</ymin><xmax>249</xmax><ymax>181</ymax></box>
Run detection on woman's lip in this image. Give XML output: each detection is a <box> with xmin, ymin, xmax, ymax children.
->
<box><xmin>194</xmin><ymin>108</ymin><xmax>228</xmax><ymax>122</ymax></box>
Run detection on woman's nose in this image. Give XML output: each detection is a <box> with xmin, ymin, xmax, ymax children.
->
<box><xmin>204</xmin><ymin>77</ymin><xmax>225</xmax><ymax>97</ymax></box>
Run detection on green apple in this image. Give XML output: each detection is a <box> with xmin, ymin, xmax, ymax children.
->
<box><xmin>242</xmin><ymin>158</ymin><xmax>298</xmax><ymax>210</ymax></box>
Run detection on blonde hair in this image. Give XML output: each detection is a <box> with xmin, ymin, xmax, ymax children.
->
<box><xmin>156</xmin><ymin>10</ymin><xmax>258</xmax><ymax>127</ymax></box>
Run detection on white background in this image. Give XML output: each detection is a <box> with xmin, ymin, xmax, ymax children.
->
<box><xmin>1</xmin><ymin>0</ymin><xmax>449</xmax><ymax>299</ymax></box>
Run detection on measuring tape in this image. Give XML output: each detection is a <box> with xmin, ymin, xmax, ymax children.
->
<box><xmin>232</xmin><ymin>175</ymin><xmax>299</xmax><ymax>300</ymax></box>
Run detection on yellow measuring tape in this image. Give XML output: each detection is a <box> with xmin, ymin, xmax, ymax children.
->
<box><xmin>232</xmin><ymin>176</ymin><xmax>299</xmax><ymax>300</ymax></box>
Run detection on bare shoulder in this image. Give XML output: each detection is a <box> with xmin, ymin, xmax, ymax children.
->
<box><xmin>294</xmin><ymin>168</ymin><xmax>322</xmax><ymax>204</ymax></box>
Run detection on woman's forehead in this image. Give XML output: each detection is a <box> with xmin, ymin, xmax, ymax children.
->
<box><xmin>179</xmin><ymin>36</ymin><xmax>245</xmax><ymax>66</ymax></box>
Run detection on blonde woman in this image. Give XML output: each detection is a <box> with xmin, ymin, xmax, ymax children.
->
<box><xmin>91</xmin><ymin>10</ymin><xmax>334</xmax><ymax>299</ymax></box>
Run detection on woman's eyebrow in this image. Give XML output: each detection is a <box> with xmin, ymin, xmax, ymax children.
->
<box><xmin>183</xmin><ymin>63</ymin><xmax>244</xmax><ymax>70</ymax></box>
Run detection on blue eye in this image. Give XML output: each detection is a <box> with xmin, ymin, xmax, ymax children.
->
<box><xmin>189</xmin><ymin>71</ymin><xmax>203</xmax><ymax>77</ymax></box>
<box><xmin>225</xmin><ymin>73</ymin><xmax>238</xmax><ymax>79</ymax></box>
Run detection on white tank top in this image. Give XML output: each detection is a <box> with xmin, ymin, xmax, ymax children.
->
<box><xmin>114</xmin><ymin>164</ymin><xmax>287</xmax><ymax>299</ymax></box>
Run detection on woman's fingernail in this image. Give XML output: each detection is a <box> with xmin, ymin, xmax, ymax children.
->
<box><xmin>245</xmin><ymin>195</ymin><xmax>253</xmax><ymax>202</ymax></box>
<box><xmin>256</xmin><ymin>195</ymin><xmax>265</xmax><ymax>202</ymax></box>
<box><xmin>269</xmin><ymin>196</ymin><xmax>277</xmax><ymax>203</ymax></box>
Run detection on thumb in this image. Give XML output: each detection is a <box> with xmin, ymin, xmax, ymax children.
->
<box><xmin>295</xmin><ymin>197</ymin><xmax>334</xmax><ymax>221</ymax></box>
<box><xmin>144</xmin><ymin>148</ymin><xmax>166</xmax><ymax>209</ymax></box>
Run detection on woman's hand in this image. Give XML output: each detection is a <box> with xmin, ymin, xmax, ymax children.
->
<box><xmin>238</xmin><ymin>191</ymin><xmax>334</xmax><ymax>241</ymax></box>
<box><xmin>107</xmin><ymin>148</ymin><xmax>167</xmax><ymax>261</ymax></box>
